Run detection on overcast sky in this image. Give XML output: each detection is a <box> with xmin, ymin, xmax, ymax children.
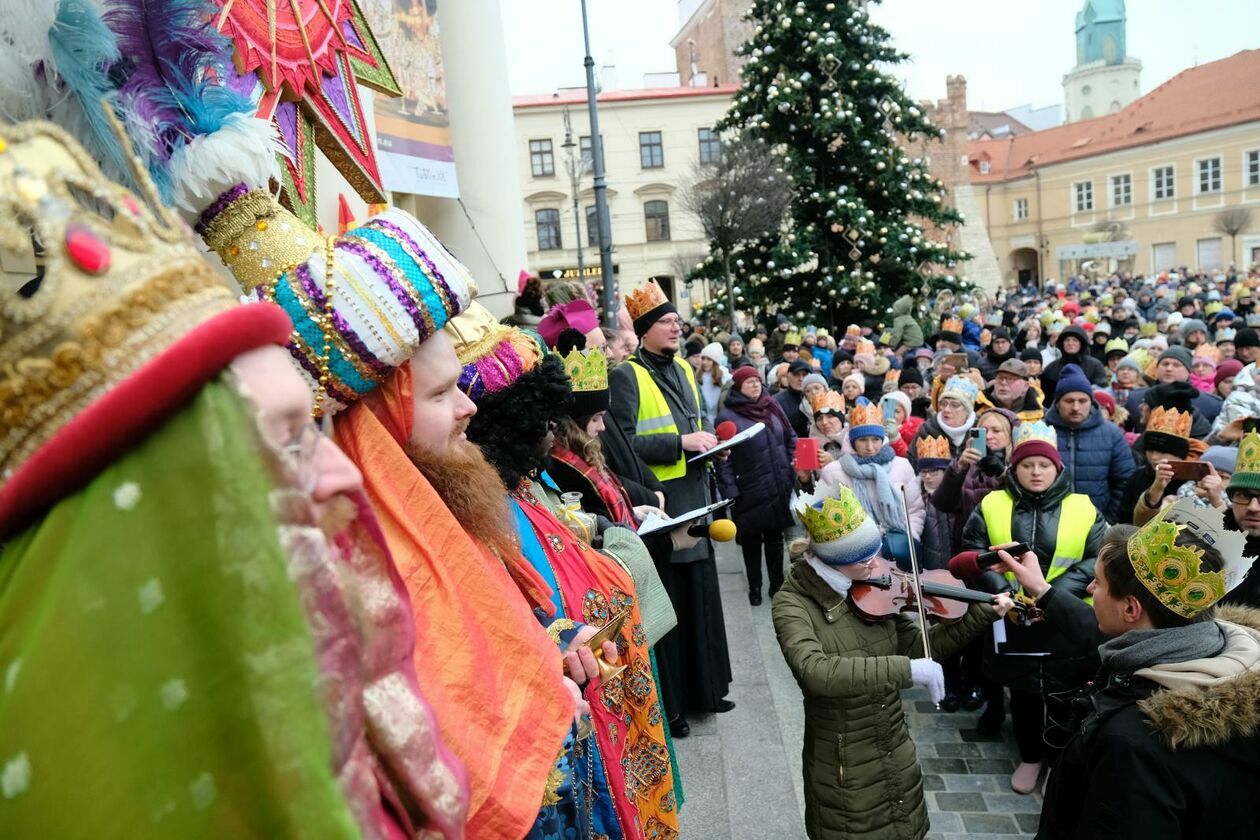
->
<box><xmin>500</xmin><ymin>0</ymin><xmax>1259</xmax><ymax>112</ymax></box>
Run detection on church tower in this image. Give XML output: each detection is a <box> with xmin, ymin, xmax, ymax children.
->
<box><xmin>1062</xmin><ymin>0</ymin><xmax>1142</xmax><ymax>122</ymax></box>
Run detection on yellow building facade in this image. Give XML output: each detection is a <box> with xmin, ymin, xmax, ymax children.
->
<box><xmin>512</xmin><ymin>85</ymin><xmax>738</xmax><ymax>314</ymax></box>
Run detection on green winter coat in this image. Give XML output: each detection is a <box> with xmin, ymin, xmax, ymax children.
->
<box><xmin>772</xmin><ymin>559</ymin><xmax>997</xmax><ymax>839</ymax></box>
<box><xmin>885</xmin><ymin>296</ymin><xmax>924</xmax><ymax>351</ymax></box>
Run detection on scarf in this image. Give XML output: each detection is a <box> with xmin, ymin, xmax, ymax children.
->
<box><xmin>839</xmin><ymin>444</ymin><xmax>907</xmax><ymax>532</ymax></box>
<box><xmin>807</xmin><ymin>554</ymin><xmax>854</xmax><ymax>595</ymax></box>
<box><xmin>1098</xmin><ymin>621</ymin><xmax>1226</xmax><ymax>673</ymax></box>
<box><xmin>336</xmin><ymin>365</ymin><xmax>572</xmax><ymax>839</ymax></box>
<box><xmin>936</xmin><ymin>410</ymin><xmax>976</xmax><ymax>447</ymax></box>
<box><xmin>725</xmin><ymin>389</ymin><xmax>793</xmax><ymax>428</ymax></box>
<box><xmin>550</xmin><ymin>444</ymin><xmax>636</xmax><ymax>527</ymax></box>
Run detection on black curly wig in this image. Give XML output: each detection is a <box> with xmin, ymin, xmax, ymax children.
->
<box><xmin>465</xmin><ymin>353</ymin><xmax>573</xmax><ymax>490</ymax></box>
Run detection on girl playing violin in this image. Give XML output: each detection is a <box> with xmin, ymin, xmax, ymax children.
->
<box><xmin>773</xmin><ymin>485</ymin><xmax>1014</xmax><ymax>839</ymax></box>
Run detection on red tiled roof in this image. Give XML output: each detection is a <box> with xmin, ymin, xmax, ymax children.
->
<box><xmin>513</xmin><ymin>84</ymin><xmax>740</xmax><ymax>109</ymax></box>
<box><xmin>968</xmin><ymin>49</ymin><xmax>1260</xmax><ymax>183</ymax></box>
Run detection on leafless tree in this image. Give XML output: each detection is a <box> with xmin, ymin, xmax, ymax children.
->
<box><xmin>680</xmin><ymin>138</ymin><xmax>791</xmax><ymax>326</ymax></box>
<box><xmin>1214</xmin><ymin>208</ymin><xmax>1253</xmax><ymax>267</ymax></box>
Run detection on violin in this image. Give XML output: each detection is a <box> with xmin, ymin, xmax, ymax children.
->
<box><xmin>849</xmin><ymin>557</ymin><xmax>1042</xmax><ymax>626</ymax></box>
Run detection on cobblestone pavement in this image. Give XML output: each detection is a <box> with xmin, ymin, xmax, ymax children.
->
<box><xmin>673</xmin><ymin>541</ymin><xmax>1042</xmax><ymax>839</ymax></box>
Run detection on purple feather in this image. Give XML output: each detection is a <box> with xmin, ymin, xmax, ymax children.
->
<box><xmin>102</xmin><ymin>0</ymin><xmax>252</xmax><ymax>181</ymax></box>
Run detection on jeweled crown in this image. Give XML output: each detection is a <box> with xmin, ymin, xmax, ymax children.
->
<box><xmin>1128</xmin><ymin>500</ymin><xmax>1250</xmax><ymax>618</ymax></box>
<box><xmin>793</xmin><ymin>487</ymin><xmax>869</xmax><ymax>545</ymax></box>
<box><xmin>810</xmin><ymin>389</ymin><xmax>845</xmax><ymax>415</ymax></box>
<box><xmin>0</xmin><ymin>121</ymin><xmax>238</xmax><ymax>478</ymax></box>
<box><xmin>916</xmin><ymin>435</ymin><xmax>951</xmax><ymax>461</ymax></box>
<box><xmin>847</xmin><ymin>397</ymin><xmax>882</xmax><ymax>429</ymax></box>
<box><xmin>625</xmin><ymin>279</ymin><xmax>670</xmax><ymax>322</ymax></box>
<box><xmin>563</xmin><ymin>347</ymin><xmax>608</xmax><ymax>393</ymax></box>
<box><xmin>444</xmin><ymin>301</ymin><xmax>542</xmax><ymax>401</ymax></box>
<box><xmin>1147</xmin><ymin>406</ymin><xmax>1192</xmax><ymax>440</ymax></box>
<box><xmin>1013</xmin><ymin>420</ymin><xmax>1057</xmax><ymax>450</ymax></box>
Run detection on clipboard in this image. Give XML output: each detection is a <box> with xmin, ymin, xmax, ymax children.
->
<box><xmin>687</xmin><ymin>422</ymin><xmax>765</xmax><ymax>463</ymax></box>
<box><xmin>636</xmin><ymin>498</ymin><xmax>734</xmax><ymax>536</ymax></box>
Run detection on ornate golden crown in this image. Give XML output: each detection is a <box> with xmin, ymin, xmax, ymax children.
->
<box><xmin>1147</xmin><ymin>406</ymin><xmax>1192</xmax><ymax>440</ymax></box>
<box><xmin>563</xmin><ymin>347</ymin><xmax>608</xmax><ymax>393</ymax></box>
<box><xmin>941</xmin><ymin>316</ymin><xmax>963</xmax><ymax>332</ymax></box>
<box><xmin>916</xmin><ymin>434</ymin><xmax>951</xmax><ymax>461</ymax></box>
<box><xmin>1127</xmin><ymin>500</ymin><xmax>1247</xmax><ymax>618</ymax></box>
<box><xmin>810</xmin><ymin>389</ymin><xmax>845</xmax><ymax>415</ymax></box>
<box><xmin>848</xmin><ymin>399</ymin><xmax>882</xmax><ymax>429</ymax></box>
<box><xmin>625</xmin><ymin>279</ymin><xmax>670</xmax><ymax>322</ymax></box>
<box><xmin>1237</xmin><ymin>432</ymin><xmax>1260</xmax><ymax>477</ymax></box>
<box><xmin>0</xmin><ymin>121</ymin><xmax>238</xmax><ymax>478</ymax></box>
<box><xmin>793</xmin><ymin>488</ymin><xmax>869</xmax><ymax>545</ymax></box>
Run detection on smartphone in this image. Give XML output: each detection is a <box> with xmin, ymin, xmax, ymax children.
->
<box><xmin>942</xmin><ymin>353</ymin><xmax>968</xmax><ymax>371</ymax></box>
<box><xmin>969</xmin><ymin>427</ymin><xmax>987</xmax><ymax>456</ymax></box>
<box><xmin>1168</xmin><ymin>460</ymin><xmax>1211</xmax><ymax>481</ymax></box>
<box><xmin>977</xmin><ymin>542</ymin><xmax>1033</xmax><ymax>569</ymax></box>
<box><xmin>1244</xmin><ymin>417</ymin><xmax>1260</xmax><ymax>435</ymax></box>
<box><xmin>882</xmin><ymin>399</ymin><xmax>898</xmax><ymax>423</ymax></box>
<box><xmin>795</xmin><ymin>438</ymin><xmax>821</xmax><ymax>471</ymax></box>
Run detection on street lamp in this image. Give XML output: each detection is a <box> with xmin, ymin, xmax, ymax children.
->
<box><xmin>561</xmin><ymin>107</ymin><xmax>590</xmax><ymax>280</ymax></box>
<box><xmin>580</xmin><ymin>0</ymin><xmax>617</xmax><ymax>326</ymax></box>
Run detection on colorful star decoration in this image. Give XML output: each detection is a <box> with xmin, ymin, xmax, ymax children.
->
<box><xmin>214</xmin><ymin>0</ymin><xmax>400</xmax><ymax>226</ymax></box>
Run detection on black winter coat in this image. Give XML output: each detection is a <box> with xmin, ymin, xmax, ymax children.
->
<box><xmin>716</xmin><ymin>394</ymin><xmax>798</xmax><ymax>534</ymax></box>
<box><xmin>774</xmin><ymin>387</ymin><xmax>810</xmax><ymax>438</ymax></box>
<box><xmin>1040</xmin><ymin>327</ymin><xmax>1109</xmax><ymax>394</ymax></box>
<box><xmin>1038</xmin><ymin>605</ymin><xmax>1260</xmax><ymax>840</ymax></box>
<box><xmin>961</xmin><ymin>470</ymin><xmax>1105</xmax><ymax>689</ymax></box>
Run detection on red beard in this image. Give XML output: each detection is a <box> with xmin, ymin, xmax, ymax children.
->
<box><xmin>404</xmin><ymin>438</ymin><xmax>519</xmax><ymax>562</ymax></box>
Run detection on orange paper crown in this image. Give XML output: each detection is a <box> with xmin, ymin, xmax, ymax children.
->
<box><xmin>1193</xmin><ymin>344</ymin><xmax>1221</xmax><ymax>365</ymax></box>
<box><xmin>625</xmin><ymin>279</ymin><xmax>671</xmax><ymax>322</ymax></box>
<box><xmin>855</xmin><ymin>338</ymin><xmax>875</xmax><ymax>356</ymax></box>
<box><xmin>810</xmin><ymin>390</ymin><xmax>846</xmax><ymax>415</ymax></box>
<box><xmin>941</xmin><ymin>316</ymin><xmax>964</xmax><ymax>332</ymax></box>
<box><xmin>845</xmin><ymin>324</ymin><xmax>862</xmax><ymax>336</ymax></box>
<box><xmin>848</xmin><ymin>399</ymin><xmax>882</xmax><ymax>429</ymax></box>
<box><xmin>1147</xmin><ymin>406</ymin><xmax>1192</xmax><ymax>440</ymax></box>
<box><xmin>916</xmin><ymin>435</ymin><xmax>951</xmax><ymax>461</ymax></box>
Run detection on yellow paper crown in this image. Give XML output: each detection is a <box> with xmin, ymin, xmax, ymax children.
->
<box><xmin>915</xmin><ymin>434</ymin><xmax>951</xmax><ymax>461</ymax></box>
<box><xmin>793</xmin><ymin>488</ymin><xmax>869</xmax><ymax>545</ymax></box>
<box><xmin>855</xmin><ymin>338</ymin><xmax>875</xmax><ymax>356</ymax></box>
<box><xmin>941</xmin><ymin>316</ymin><xmax>963</xmax><ymax>332</ymax></box>
<box><xmin>625</xmin><ymin>279</ymin><xmax>670</xmax><ymax>322</ymax></box>
<box><xmin>810</xmin><ymin>390</ymin><xmax>845</xmax><ymax>415</ymax></box>
<box><xmin>848</xmin><ymin>399</ymin><xmax>882</xmax><ymax>429</ymax></box>
<box><xmin>784</xmin><ymin>330</ymin><xmax>803</xmax><ymax>346</ymax></box>
<box><xmin>1127</xmin><ymin>500</ymin><xmax>1247</xmax><ymax>618</ymax></box>
<box><xmin>1147</xmin><ymin>406</ymin><xmax>1192</xmax><ymax>440</ymax></box>
<box><xmin>1237</xmin><ymin>432</ymin><xmax>1260</xmax><ymax>477</ymax></box>
<box><xmin>0</xmin><ymin>121</ymin><xmax>238</xmax><ymax>478</ymax></box>
<box><xmin>563</xmin><ymin>347</ymin><xmax>608</xmax><ymax>393</ymax></box>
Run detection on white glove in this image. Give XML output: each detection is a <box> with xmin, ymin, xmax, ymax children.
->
<box><xmin>909</xmin><ymin>658</ymin><xmax>945</xmax><ymax>704</ymax></box>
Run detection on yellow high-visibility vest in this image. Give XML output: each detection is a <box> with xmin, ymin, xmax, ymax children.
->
<box><xmin>628</xmin><ymin>355</ymin><xmax>702</xmax><ymax>482</ymax></box>
<box><xmin>980</xmin><ymin>489</ymin><xmax>1095</xmax><ymax>597</ymax></box>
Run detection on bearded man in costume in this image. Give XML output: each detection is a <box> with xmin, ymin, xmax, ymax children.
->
<box><xmin>607</xmin><ymin>280</ymin><xmax>735</xmax><ymax>727</ymax></box>
<box><xmin>449</xmin><ymin>303</ymin><xmax>682</xmax><ymax>840</ymax></box>
<box><xmin>0</xmin><ymin>122</ymin><xmax>468</xmax><ymax>838</ymax></box>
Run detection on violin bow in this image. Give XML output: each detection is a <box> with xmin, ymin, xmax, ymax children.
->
<box><xmin>898</xmin><ymin>486</ymin><xmax>933</xmax><ymax>661</ymax></box>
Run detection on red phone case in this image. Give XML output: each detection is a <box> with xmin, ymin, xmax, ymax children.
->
<box><xmin>796</xmin><ymin>438</ymin><xmax>821</xmax><ymax>471</ymax></box>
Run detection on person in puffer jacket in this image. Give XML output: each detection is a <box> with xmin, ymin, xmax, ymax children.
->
<box><xmin>1210</xmin><ymin>361</ymin><xmax>1260</xmax><ymax>442</ymax></box>
<box><xmin>885</xmin><ymin>294</ymin><xmax>924</xmax><ymax>352</ymax></box>
<box><xmin>1044</xmin><ymin>364</ymin><xmax>1135</xmax><ymax>522</ymax></box>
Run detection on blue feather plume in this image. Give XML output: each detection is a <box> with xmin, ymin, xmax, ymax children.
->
<box><xmin>48</xmin><ymin>0</ymin><xmax>135</xmax><ymax>190</ymax></box>
<box><xmin>102</xmin><ymin>0</ymin><xmax>254</xmax><ymax>202</ymax></box>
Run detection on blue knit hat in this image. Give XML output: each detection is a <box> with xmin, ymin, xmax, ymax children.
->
<box><xmin>1053</xmin><ymin>363</ymin><xmax>1093</xmax><ymax>401</ymax></box>
<box><xmin>847</xmin><ymin>397</ymin><xmax>886</xmax><ymax>443</ymax></box>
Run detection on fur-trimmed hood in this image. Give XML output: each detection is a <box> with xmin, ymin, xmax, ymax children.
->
<box><xmin>1136</xmin><ymin>605</ymin><xmax>1260</xmax><ymax>752</ymax></box>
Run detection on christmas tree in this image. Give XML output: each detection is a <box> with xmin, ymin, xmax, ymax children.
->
<box><xmin>694</xmin><ymin>0</ymin><xmax>972</xmax><ymax>328</ymax></box>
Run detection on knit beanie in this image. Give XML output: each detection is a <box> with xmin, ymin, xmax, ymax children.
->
<box><xmin>1019</xmin><ymin>347</ymin><xmax>1043</xmax><ymax>363</ymax></box>
<box><xmin>700</xmin><ymin>342</ymin><xmax>726</xmax><ymax>366</ymax></box>
<box><xmin>1053</xmin><ymin>363</ymin><xmax>1092</xmax><ymax>401</ymax></box>
<box><xmin>1216</xmin><ymin>358</ymin><xmax>1244</xmax><ymax>388</ymax></box>
<box><xmin>1010</xmin><ymin>421</ymin><xmax>1062</xmax><ymax>470</ymax></box>
<box><xmin>1201</xmin><ymin>445</ymin><xmax>1238</xmax><ymax>476</ymax></box>
<box><xmin>1159</xmin><ymin>346</ymin><xmax>1194</xmax><ymax>372</ymax></box>
<box><xmin>1092</xmin><ymin>390</ymin><xmax>1116</xmax><ymax>417</ymax></box>
<box><xmin>940</xmin><ymin>375</ymin><xmax>979</xmax><ymax>410</ymax></box>
<box><xmin>803</xmin><ymin>372</ymin><xmax>829</xmax><ymax>392</ymax></box>
<box><xmin>731</xmin><ymin>365</ymin><xmax>762</xmax><ymax>391</ymax></box>
<box><xmin>1180</xmin><ymin>319</ymin><xmax>1208</xmax><ymax>338</ymax></box>
<box><xmin>1234</xmin><ymin>328</ymin><xmax>1260</xmax><ymax>350</ymax></box>
<box><xmin>1227</xmin><ymin>433</ymin><xmax>1260</xmax><ymax>494</ymax></box>
<box><xmin>898</xmin><ymin>366</ymin><xmax>924</xmax><ymax>388</ymax></box>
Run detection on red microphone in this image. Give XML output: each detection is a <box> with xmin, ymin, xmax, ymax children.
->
<box><xmin>947</xmin><ymin>551</ymin><xmax>984</xmax><ymax>581</ymax></box>
<box><xmin>716</xmin><ymin>421</ymin><xmax>738</xmax><ymax>441</ymax></box>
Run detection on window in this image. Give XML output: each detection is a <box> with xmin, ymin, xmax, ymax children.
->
<box><xmin>1110</xmin><ymin>173</ymin><xmax>1132</xmax><ymax>206</ymax></box>
<box><xmin>698</xmin><ymin>127</ymin><xmax>722</xmax><ymax>164</ymax></box>
<box><xmin>1073</xmin><ymin>180</ymin><xmax>1093</xmax><ymax>212</ymax></box>
<box><xmin>1013</xmin><ymin>198</ymin><xmax>1029</xmax><ymax>220</ymax></box>
<box><xmin>585</xmin><ymin>205</ymin><xmax>598</xmax><ymax>247</ymax></box>
<box><xmin>1153</xmin><ymin>165</ymin><xmax>1175</xmax><ymax>200</ymax></box>
<box><xmin>979</xmin><ymin>160</ymin><xmax>991</xmax><ymax>175</ymax></box>
<box><xmin>1247</xmin><ymin>150</ymin><xmax>1260</xmax><ymax>187</ymax></box>
<box><xmin>1197</xmin><ymin>157</ymin><xmax>1222</xmax><ymax>194</ymax></box>
<box><xmin>529</xmin><ymin>139</ymin><xmax>554</xmax><ymax>177</ymax></box>
<box><xmin>644</xmin><ymin>200</ymin><xmax>671</xmax><ymax>241</ymax></box>
<box><xmin>639</xmin><ymin>131</ymin><xmax>664</xmax><ymax>168</ymax></box>
<box><xmin>535</xmin><ymin>208</ymin><xmax>562</xmax><ymax>250</ymax></box>
<box><xmin>579</xmin><ymin>135</ymin><xmax>602</xmax><ymax>169</ymax></box>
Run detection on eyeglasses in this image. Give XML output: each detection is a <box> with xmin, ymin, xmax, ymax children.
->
<box><xmin>1228</xmin><ymin>488</ymin><xmax>1260</xmax><ymax>506</ymax></box>
<box><xmin>281</xmin><ymin>419</ymin><xmax>325</xmax><ymax>494</ymax></box>
<box><xmin>656</xmin><ymin>317</ymin><xmax>683</xmax><ymax>328</ymax></box>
